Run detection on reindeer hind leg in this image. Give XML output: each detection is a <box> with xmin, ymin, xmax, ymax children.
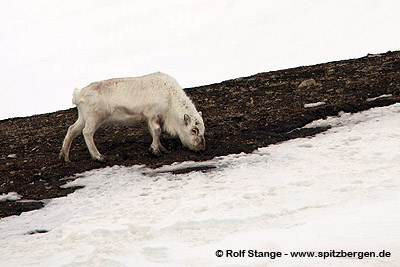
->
<box><xmin>60</xmin><ymin>110</ymin><xmax>85</xmax><ymax>162</ymax></box>
<box><xmin>82</xmin><ymin>115</ymin><xmax>106</xmax><ymax>162</ymax></box>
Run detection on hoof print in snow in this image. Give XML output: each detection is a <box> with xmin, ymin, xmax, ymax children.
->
<box><xmin>25</xmin><ymin>229</ymin><xmax>49</xmax><ymax>235</ymax></box>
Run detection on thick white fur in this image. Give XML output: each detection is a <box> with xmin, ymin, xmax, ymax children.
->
<box><xmin>60</xmin><ymin>72</ymin><xmax>205</xmax><ymax>162</ymax></box>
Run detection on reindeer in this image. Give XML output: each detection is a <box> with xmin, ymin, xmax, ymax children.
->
<box><xmin>60</xmin><ymin>72</ymin><xmax>205</xmax><ymax>162</ymax></box>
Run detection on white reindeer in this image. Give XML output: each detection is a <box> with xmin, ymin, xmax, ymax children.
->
<box><xmin>60</xmin><ymin>72</ymin><xmax>205</xmax><ymax>162</ymax></box>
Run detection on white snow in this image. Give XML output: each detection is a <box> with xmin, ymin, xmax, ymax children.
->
<box><xmin>304</xmin><ymin>101</ymin><xmax>326</xmax><ymax>108</ymax></box>
<box><xmin>1</xmin><ymin>0</ymin><xmax>400</xmax><ymax>119</ymax></box>
<box><xmin>367</xmin><ymin>94</ymin><xmax>393</xmax><ymax>102</ymax></box>
<box><xmin>1</xmin><ymin>103</ymin><xmax>399</xmax><ymax>266</ymax></box>
<box><xmin>0</xmin><ymin>192</ymin><xmax>21</xmax><ymax>202</ymax></box>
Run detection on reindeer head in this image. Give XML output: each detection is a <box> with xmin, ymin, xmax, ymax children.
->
<box><xmin>178</xmin><ymin>112</ymin><xmax>205</xmax><ymax>152</ymax></box>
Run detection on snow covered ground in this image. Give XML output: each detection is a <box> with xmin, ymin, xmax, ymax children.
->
<box><xmin>1</xmin><ymin>103</ymin><xmax>399</xmax><ymax>266</ymax></box>
<box><xmin>1</xmin><ymin>0</ymin><xmax>400</xmax><ymax>119</ymax></box>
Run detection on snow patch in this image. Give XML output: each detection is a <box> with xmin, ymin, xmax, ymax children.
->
<box><xmin>305</xmin><ymin>103</ymin><xmax>400</xmax><ymax>128</ymax></box>
<box><xmin>367</xmin><ymin>94</ymin><xmax>393</xmax><ymax>102</ymax></box>
<box><xmin>0</xmin><ymin>104</ymin><xmax>399</xmax><ymax>266</ymax></box>
<box><xmin>304</xmin><ymin>101</ymin><xmax>326</xmax><ymax>108</ymax></box>
<box><xmin>0</xmin><ymin>192</ymin><xmax>21</xmax><ymax>202</ymax></box>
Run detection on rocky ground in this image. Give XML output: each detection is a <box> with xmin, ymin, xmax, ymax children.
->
<box><xmin>1</xmin><ymin>51</ymin><xmax>399</xmax><ymax>218</ymax></box>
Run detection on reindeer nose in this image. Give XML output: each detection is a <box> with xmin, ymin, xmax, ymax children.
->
<box><xmin>199</xmin><ymin>136</ymin><xmax>206</xmax><ymax>151</ymax></box>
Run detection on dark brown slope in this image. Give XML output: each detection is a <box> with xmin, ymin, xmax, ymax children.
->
<box><xmin>1</xmin><ymin>51</ymin><xmax>399</xmax><ymax>218</ymax></box>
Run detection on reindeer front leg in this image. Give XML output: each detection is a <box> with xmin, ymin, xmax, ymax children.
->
<box><xmin>147</xmin><ymin>116</ymin><xmax>168</xmax><ymax>156</ymax></box>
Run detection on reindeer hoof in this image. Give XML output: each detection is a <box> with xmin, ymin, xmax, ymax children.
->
<box><xmin>150</xmin><ymin>146</ymin><xmax>163</xmax><ymax>157</ymax></box>
<box><xmin>59</xmin><ymin>151</ymin><xmax>71</xmax><ymax>163</ymax></box>
<box><xmin>94</xmin><ymin>155</ymin><xmax>106</xmax><ymax>163</ymax></box>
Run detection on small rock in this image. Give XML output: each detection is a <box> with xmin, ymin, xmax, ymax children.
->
<box><xmin>298</xmin><ymin>78</ymin><xmax>317</xmax><ymax>89</ymax></box>
<box><xmin>7</xmin><ymin>154</ymin><xmax>17</xmax><ymax>159</ymax></box>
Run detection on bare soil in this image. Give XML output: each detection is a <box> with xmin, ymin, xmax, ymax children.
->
<box><xmin>1</xmin><ymin>51</ymin><xmax>399</xmax><ymax>218</ymax></box>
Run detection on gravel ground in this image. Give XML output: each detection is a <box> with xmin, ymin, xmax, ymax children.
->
<box><xmin>1</xmin><ymin>51</ymin><xmax>399</xmax><ymax>218</ymax></box>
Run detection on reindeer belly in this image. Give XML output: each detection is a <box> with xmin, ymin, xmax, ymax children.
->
<box><xmin>107</xmin><ymin>107</ymin><xmax>145</xmax><ymax>126</ymax></box>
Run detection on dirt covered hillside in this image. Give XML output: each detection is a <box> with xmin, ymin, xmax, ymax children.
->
<box><xmin>1</xmin><ymin>51</ymin><xmax>399</xmax><ymax>218</ymax></box>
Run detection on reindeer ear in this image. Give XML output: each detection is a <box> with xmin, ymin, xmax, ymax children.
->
<box><xmin>184</xmin><ymin>114</ymin><xmax>191</xmax><ymax>126</ymax></box>
<box><xmin>199</xmin><ymin>111</ymin><xmax>202</xmax><ymax>117</ymax></box>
